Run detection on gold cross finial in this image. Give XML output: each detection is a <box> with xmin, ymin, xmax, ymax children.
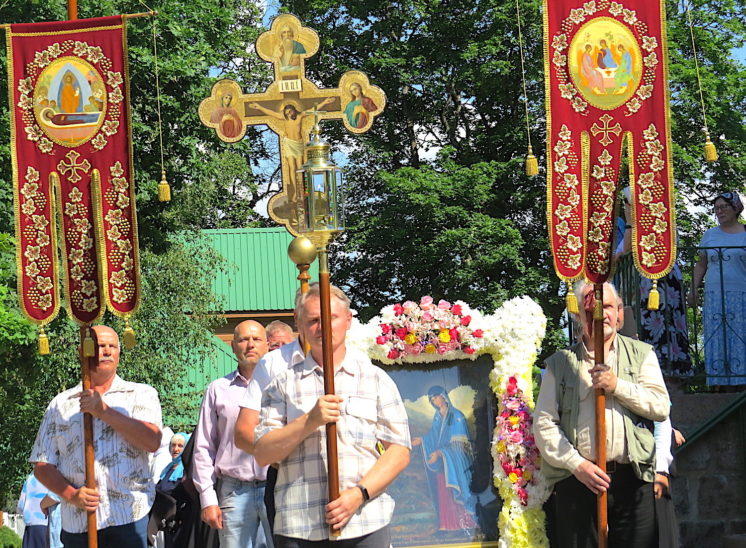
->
<box><xmin>304</xmin><ymin>103</ymin><xmax>327</xmax><ymax>128</ymax></box>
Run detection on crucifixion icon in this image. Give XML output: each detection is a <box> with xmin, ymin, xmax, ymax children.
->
<box><xmin>199</xmin><ymin>13</ymin><xmax>386</xmax><ymax>234</ymax></box>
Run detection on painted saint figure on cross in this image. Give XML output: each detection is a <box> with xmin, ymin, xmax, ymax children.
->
<box><xmin>199</xmin><ymin>13</ymin><xmax>386</xmax><ymax>234</ymax></box>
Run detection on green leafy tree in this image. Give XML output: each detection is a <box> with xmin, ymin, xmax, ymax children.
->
<box><xmin>286</xmin><ymin>0</ymin><xmax>746</xmax><ymax>358</ymax></box>
<box><xmin>287</xmin><ymin>0</ymin><xmax>565</xmax><ymax>350</ymax></box>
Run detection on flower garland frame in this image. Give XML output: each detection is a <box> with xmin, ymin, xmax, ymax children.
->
<box><xmin>347</xmin><ymin>296</ymin><xmax>551</xmax><ymax>548</ymax></box>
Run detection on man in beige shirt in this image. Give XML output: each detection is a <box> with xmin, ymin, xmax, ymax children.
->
<box><xmin>533</xmin><ymin>282</ymin><xmax>670</xmax><ymax>547</ymax></box>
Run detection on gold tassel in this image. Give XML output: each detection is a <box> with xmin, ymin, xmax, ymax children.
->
<box><xmin>123</xmin><ymin>318</ymin><xmax>136</xmax><ymax>350</ymax></box>
<box><xmin>593</xmin><ymin>289</ymin><xmax>603</xmax><ymax>320</ymax></box>
<box><xmin>648</xmin><ymin>280</ymin><xmax>660</xmax><ymax>310</ymax></box>
<box><xmin>704</xmin><ymin>130</ymin><xmax>718</xmax><ymax>163</ymax></box>
<box><xmin>157</xmin><ymin>170</ymin><xmax>171</xmax><ymax>202</ymax></box>
<box><xmin>525</xmin><ymin>145</ymin><xmax>539</xmax><ymax>177</ymax></box>
<box><xmin>565</xmin><ymin>282</ymin><xmax>579</xmax><ymax>314</ymax></box>
<box><xmin>38</xmin><ymin>327</ymin><xmax>50</xmax><ymax>355</ymax></box>
<box><xmin>83</xmin><ymin>328</ymin><xmax>95</xmax><ymax>357</ymax></box>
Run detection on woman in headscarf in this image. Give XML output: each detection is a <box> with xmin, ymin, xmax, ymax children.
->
<box><xmin>412</xmin><ymin>386</ymin><xmax>477</xmax><ymax>532</ymax></box>
<box><xmin>689</xmin><ymin>191</ymin><xmax>746</xmax><ymax>388</ymax></box>
<box><xmin>158</xmin><ymin>433</ymin><xmax>189</xmax><ymax>493</ymax></box>
<box><xmin>152</xmin><ymin>433</ymin><xmax>190</xmax><ymax>548</ymax></box>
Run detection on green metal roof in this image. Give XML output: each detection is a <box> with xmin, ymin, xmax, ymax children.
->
<box><xmin>204</xmin><ymin>227</ymin><xmax>318</xmax><ymax>312</ymax></box>
<box><xmin>164</xmin><ymin>334</ymin><xmax>238</xmax><ymax>428</ymax></box>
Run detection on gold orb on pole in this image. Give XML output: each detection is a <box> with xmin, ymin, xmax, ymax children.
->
<box><xmin>288</xmin><ymin>236</ymin><xmax>317</xmax><ymax>266</ymax></box>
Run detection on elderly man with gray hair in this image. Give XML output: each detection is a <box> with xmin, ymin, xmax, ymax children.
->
<box><xmin>533</xmin><ymin>281</ymin><xmax>670</xmax><ymax>548</ymax></box>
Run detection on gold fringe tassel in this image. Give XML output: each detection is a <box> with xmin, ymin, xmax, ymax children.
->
<box><xmin>648</xmin><ymin>280</ymin><xmax>660</xmax><ymax>310</ymax></box>
<box><xmin>593</xmin><ymin>288</ymin><xmax>603</xmax><ymax>320</ymax></box>
<box><xmin>38</xmin><ymin>327</ymin><xmax>50</xmax><ymax>355</ymax></box>
<box><xmin>83</xmin><ymin>327</ymin><xmax>95</xmax><ymax>357</ymax></box>
<box><xmin>565</xmin><ymin>282</ymin><xmax>579</xmax><ymax>314</ymax></box>
<box><xmin>704</xmin><ymin>130</ymin><xmax>718</xmax><ymax>163</ymax></box>
<box><xmin>123</xmin><ymin>318</ymin><xmax>136</xmax><ymax>349</ymax></box>
<box><xmin>525</xmin><ymin>145</ymin><xmax>539</xmax><ymax>177</ymax></box>
<box><xmin>157</xmin><ymin>170</ymin><xmax>171</xmax><ymax>202</ymax></box>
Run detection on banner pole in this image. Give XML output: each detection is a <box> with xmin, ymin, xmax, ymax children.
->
<box><xmin>64</xmin><ymin>5</ymin><xmax>98</xmax><ymax>548</ymax></box>
<box><xmin>79</xmin><ymin>327</ymin><xmax>98</xmax><ymax>548</ymax></box>
<box><xmin>593</xmin><ymin>283</ymin><xmax>608</xmax><ymax>548</ymax></box>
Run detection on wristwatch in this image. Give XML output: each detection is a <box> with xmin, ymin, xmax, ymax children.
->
<box><xmin>356</xmin><ymin>484</ymin><xmax>370</xmax><ymax>502</ymax></box>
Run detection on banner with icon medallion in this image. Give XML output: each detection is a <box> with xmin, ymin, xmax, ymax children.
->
<box><xmin>544</xmin><ymin>0</ymin><xmax>676</xmax><ymax>283</ymax></box>
<box><xmin>8</xmin><ymin>15</ymin><xmax>140</xmax><ymax>333</ymax></box>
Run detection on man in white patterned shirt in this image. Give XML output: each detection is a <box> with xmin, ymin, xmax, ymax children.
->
<box><xmin>30</xmin><ymin>325</ymin><xmax>162</xmax><ymax>548</ymax></box>
<box><xmin>254</xmin><ymin>284</ymin><xmax>411</xmax><ymax>547</ymax></box>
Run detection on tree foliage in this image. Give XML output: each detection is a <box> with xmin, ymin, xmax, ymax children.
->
<box><xmin>286</xmin><ymin>0</ymin><xmax>746</xmax><ymax>355</ymax></box>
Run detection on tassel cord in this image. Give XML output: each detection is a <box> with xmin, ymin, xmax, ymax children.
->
<box><xmin>140</xmin><ymin>0</ymin><xmax>167</xmax><ymax>186</ymax></box>
<box><xmin>515</xmin><ymin>0</ymin><xmax>533</xmax><ymax>153</ymax></box>
<box><xmin>685</xmin><ymin>2</ymin><xmax>712</xmax><ymax>138</ymax></box>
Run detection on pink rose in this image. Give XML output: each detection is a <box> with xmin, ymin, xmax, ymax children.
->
<box><xmin>395</xmin><ymin>327</ymin><xmax>408</xmax><ymax>339</ymax></box>
<box><xmin>437</xmin><ymin>299</ymin><xmax>451</xmax><ymax>310</ymax></box>
<box><xmin>402</xmin><ymin>300</ymin><xmax>417</xmax><ymax>313</ymax></box>
<box><xmin>502</xmin><ymin>462</ymin><xmax>513</xmax><ymax>476</ymax></box>
<box><xmin>506</xmin><ymin>384</ymin><xmax>517</xmax><ymax>396</ymax></box>
<box><xmin>405</xmin><ymin>343</ymin><xmax>422</xmax><ymax>355</ymax></box>
<box><xmin>506</xmin><ymin>399</ymin><xmax>521</xmax><ymax>410</ymax></box>
<box><xmin>422</xmin><ymin>311</ymin><xmax>434</xmax><ymax>322</ymax></box>
<box><xmin>420</xmin><ymin>295</ymin><xmax>434</xmax><ymax>310</ymax></box>
<box><xmin>451</xmin><ymin>303</ymin><xmax>463</xmax><ymax>315</ymax></box>
<box><xmin>517</xmin><ymin>488</ymin><xmax>528</xmax><ymax>504</ymax></box>
<box><xmin>380</xmin><ymin>323</ymin><xmax>391</xmax><ymax>335</ymax></box>
<box><xmin>387</xmin><ymin>349</ymin><xmax>400</xmax><ymax>359</ymax></box>
<box><xmin>460</xmin><ymin>315</ymin><xmax>471</xmax><ymax>326</ymax></box>
<box><xmin>472</xmin><ymin>329</ymin><xmax>484</xmax><ymax>338</ymax></box>
<box><xmin>437</xmin><ymin>343</ymin><xmax>448</xmax><ymax>354</ymax></box>
<box><xmin>449</xmin><ymin>327</ymin><xmax>459</xmax><ymax>341</ymax></box>
<box><xmin>393</xmin><ymin>303</ymin><xmax>404</xmax><ymax>315</ymax></box>
<box><xmin>464</xmin><ymin>346</ymin><xmax>475</xmax><ymax>354</ymax></box>
<box><xmin>509</xmin><ymin>430</ymin><xmax>524</xmax><ymax>444</ymax></box>
<box><xmin>375</xmin><ymin>335</ymin><xmax>388</xmax><ymax>345</ymax></box>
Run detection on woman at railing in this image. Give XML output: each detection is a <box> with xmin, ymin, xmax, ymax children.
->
<box><xmin>689</xmin><ymin>191</ymin><xmax>746</xmax><ymax>389</ymax></box>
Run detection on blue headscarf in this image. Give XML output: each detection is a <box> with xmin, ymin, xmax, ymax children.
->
<box><xmin>160</xmin><ymin>432</ymin><xmax>190</xmax><ymax>482</ymax></box>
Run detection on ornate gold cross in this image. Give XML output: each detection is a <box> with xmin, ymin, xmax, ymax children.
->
<box><xmin>199</xmin><ymin>14</ymin><xmax>386</xmax><ymax>235</ymax></box>
<box><xmin>590</xmin><ymin>114</ymin><xmax>622</xmax><ymax>147</ymax></box>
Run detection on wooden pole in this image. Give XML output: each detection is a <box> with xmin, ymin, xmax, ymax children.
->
<box><xmin>64</xmin><ymin>4</ymin><xmax>97</xmax><ymax>545</ymax></box>
<box><xmin>593</xmin><ymin>283</ymin><xmax>608</xmax><ymax>548</ymax></box>
<box><xmin>79</xmin><ymin>327</ymin><xmax>98</xmax><ymax>548</ymax></box>
<box><xmin>317</xmin><ymin>249</ymin><xmax>340</xmax><ymax>537</ymax></box>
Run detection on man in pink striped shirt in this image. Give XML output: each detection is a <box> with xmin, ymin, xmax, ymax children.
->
<box><xmin>192</xmin><ymin>320</ymin><xmax>271</xmax><ymax>548</ymax></box>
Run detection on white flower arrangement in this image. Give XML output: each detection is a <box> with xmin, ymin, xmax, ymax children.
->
<box><xmin>346</xmin><ymin>295</ymin><xmax>552</xmax><ymax>547</ymax></box>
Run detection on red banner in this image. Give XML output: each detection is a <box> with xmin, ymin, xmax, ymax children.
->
<box><xmin>544</xmin><ymin>0</ymin><xmax>676</xmax><ymax>283</ymax></box>
<box><xmin>8</xmin><ymin>16</ymin><xmax>140</xmax><ymax>326</ymax></box>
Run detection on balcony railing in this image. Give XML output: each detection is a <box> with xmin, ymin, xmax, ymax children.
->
<box><xmin>614</xmin><ymin>245</ymin><xmax>746</xmax><ymax>387</ymax></box>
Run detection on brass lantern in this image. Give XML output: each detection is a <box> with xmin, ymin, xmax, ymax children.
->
<box><xmin>296</xmin><ymin>115</ymin><xmax>344</xmax><ymax>247</ymax></box>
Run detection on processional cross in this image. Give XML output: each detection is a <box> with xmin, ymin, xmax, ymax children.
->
<box><xmin>199</xmin><ymin>13</ymin><xmax>386</xmax><ymax>234</ymax></box>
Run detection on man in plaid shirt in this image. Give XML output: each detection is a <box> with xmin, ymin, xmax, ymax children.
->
<box><xmin>254</xmin><ymin>284</ymin><xmax>411</xmax><ymax>547</ymax></box>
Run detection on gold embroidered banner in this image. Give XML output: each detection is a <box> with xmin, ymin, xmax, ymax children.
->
<box><xmin>544</xmin><ymin>0</ymin><xmax>676</xmax><ymax>283</ymax></box>
<box><xmin>8</xmin><ymin>16</ymin><xmax>140</xmax><ymax>330</ymax></box>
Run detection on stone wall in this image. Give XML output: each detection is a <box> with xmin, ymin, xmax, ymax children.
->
<box><xmin>670</xmin><ymin>390</ymin><xmax>746</xmax><ymax>547</ymax></box>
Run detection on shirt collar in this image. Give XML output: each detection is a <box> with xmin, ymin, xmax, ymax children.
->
<box><xmin>581</xmin><ymin>336</ymin><xmax>618</xmax><ymax>360</ymax></box>
<box><xmin>230</xmin><ymin>368</ymin><xmax>253</xmax><ymax>385</ymax></box>
<box><xmin>282</xmin><ymin>339</ymin><xmax>306</xmax><ymax>366</ymax></box>
<box><xmin>299</xmin><ymin>350</ymin><xmax>359</xmax><ymax>378</ymax></box>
